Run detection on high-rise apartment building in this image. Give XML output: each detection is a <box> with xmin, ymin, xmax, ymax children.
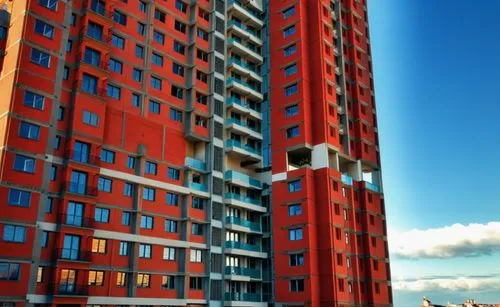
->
<box><xmin>0</xmin><ymin>0</ymin><xmax>390</xmax><ymax>306</ymax></box>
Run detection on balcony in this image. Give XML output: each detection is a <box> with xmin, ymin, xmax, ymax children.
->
<box><xmin>224</xmin><ymin>266</ymin><xmax>262</xmax><ymax>279</ymax></box>
<box><xmin>226</xmin><ymin>97</ymin><xmax>262</xmax><ymax>120</ymax></box>
<box><xmin>224</xmin><ymin>170</ymin><xmax>261</xmax><ymax>189</ymax></box>
<box><xmin>60</xmin><ymin>214</ymin><xmax>95</xmax><ymax>229</ymax></box>
<box><xmin>226</xmin><ymin>216</ymin><xmax>261</xmax><ymax>232</ymax></box>
<box><xmin>53</xmin><ymin>283</ymin><xmax>89</xmax><ymax>296</ymax></box>
<box><xmin>227</xmin><ymin>58</ymin><xmax>262</xmax><ymax>82</ymax></box>
<box><xmin>225</xmin><ymin>139</ymin><xmax>261</xmax><ymax>161</ymax></box>
<box><xmin>185</xmin><ymin>157</ymin><xmax>207</xmax><ymax>172</ymax></box>
<box><xmin>227</xmin><ymin>0</ymin><xmax>263</xmax><ymax>27</ymax></box>
<box><xmin>365</xmin><ymin>181</ymin><xmax>381</xmax><ymax>193</ymax></box>
<box><xmin>227</xmin><ymin>20</ymin><xmax>262</xmax><ymax>45</ymax></box>
<box><xmin>57</xmin><ymin>248</ymin><xmax>92</xmax><ymax>262</ymax></box>
<box><xmin>64</xmin><ymin>182</ymin><xmax>98</xmax><ymax>197</ymax></box>
<box><xmin>225</xmin><ymin>118</ymin><xmax>262</xmax><ymax>140</ymax></box>
<box><xmin>225</xmin><ymin>292</ymin><xmax>262</xmax><ymax>302</ymax></box>
<box><xmin>227</xmin><ymin>39</ymin><xmax>263</xmax><ymax>64</ymax></box>
<box><xmin>66</xmin><ymin>149</ymin><xmax>100</xmax><ymax>167</ymax></box>
<box><xmin>225</xmin><ymin>240</ymin><xmax>261</xmax><ymax>252</ymax></box>
<box><xmin>341</xmin><ymin>174</ymin><xmax>353</xmax><ymax>186</ymax></box>
<box><xmin>188</xmin><ymin>182</ymin><xmax>208</xmax><ymax>193</ymax></box>
<box><xmin>226</xmin><ymin>77</ymin><xmax>263</xmax><ymax>101</ymax></box>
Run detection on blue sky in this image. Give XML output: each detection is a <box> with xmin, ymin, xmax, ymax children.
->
<box><xmin>368</xmin><ymin>1</ymin><xmax>500</xmax><ymax>306</ymax></box>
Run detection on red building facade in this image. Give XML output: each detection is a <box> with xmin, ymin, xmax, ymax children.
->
<box><xmin>269</xmin><ymin>0</ymin><xmax>392</xmax><ymax>306</ymax></box>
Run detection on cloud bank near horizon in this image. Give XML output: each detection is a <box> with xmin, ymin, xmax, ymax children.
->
<box><xmin>393</xmin><ymin>274</ymin><xmax>500</xmax><ymax>292</ymax></box>
<box><xmin>389</xmin><ymin>222</ymin><xmax>500</xmax><ymax>259</ymax></box>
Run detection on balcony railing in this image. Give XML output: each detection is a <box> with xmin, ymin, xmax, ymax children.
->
<box><xmin>341</xmin><ymin>174</ymin><xmax>353</xmax><ymax>186</ymax></box>
<box><xmin>225</xmin><ymin>266</ymin><xmax>262</xmax><ymax>279</ymax></box>
<box><xmin>228</xmin><ymin>0</ymin><xmax>262</xmax><ymax>19</ymax></box>
<box><xmin>226</xmin><ymin>77</ymin><xmax>261</xmax><ymax>92</ymax></box>
<box><xmin>224</xmin><ymin>170</ymin><xmax>261</xmax><ymax>188</ymax></box>
<box><xmin>66</xmin><ymin>149</ymin><xmax>100</xmax><ymax>167</ymax></box>
<box><xmin>225</xmin><ymin>292</ymin><xmax>262</xmax><ymax>302</ymax></box>
<box><xmin>64</xmin><ymin>181</ymin><xmax>98</xmax><ymax>197</ymax></box>
<box><xmin>189</xmin><ymin>182</ymin><xmax>208</xmax><ymax>192</ymax></box>
<box><xmin>225</xmin><ymin>139</ymin><xmax>261</xmax><ymax>156</ymax></box>
<box><xmin>226</xmin><ymin>216</ymin><xmax>261</xmax><ymax>232</ymax></box>
<box><xmin>185</xmin><ymin>157</ymin><xmax>206</xmax><ymax>171</ymax></box>
<box><xmin>226</xmin><ymin>118</ymin><xmax>261</xmax><ymax>133</ymax></box>
<box><xmin>227</xmin><ymin>20</ymin><xmax>260</xmax><ymax>39</ymax></box>
<box><xmin>228</xmin><ymin>58</ymin><xmax>260</xmax><ymax>74</ymax></box>
<box><xmin>226</xmin><ymin>97</ymin><xmax>261</xmax><ymax>114</ymax></box>
<box><xmin>60</xmin><ymin>214</ymin><xmax>96</xmax><ymax>228</ymax></box>
<box><xmin>365</xmin><ymin>182</ymin><xmax>380</xmax><ymax>193</ymax></box>
<box><xmin>224</xmin><ymin>193</ymin><xmax>261</xmax><ymax>206</ymax></box>
<box><xmin>53</xmin><ymin>283</ymin><xmax>89</xmax><ymax>296</ymax></box>
<box><xmin>57</xmin><ymin>248</ymin><xmax>92</xmax><ymax>262</ymax></box>
<box><xmin>225</xmin><ymin>240</ymin><xmax>261</xmax><ymax>252</ymax></box>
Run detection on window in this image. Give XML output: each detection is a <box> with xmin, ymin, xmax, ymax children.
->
<box><xmin>116</xmin><ymin>271</ymin><xmax>127</xmax><ymax>287</ymax></box>
<box><xmin>289</xmin><ymin>228</ymin><xmax>303</xmax><ymax>241</ymax></box>
<box><xmin>191</xmin><ymin>223</ymin><xmax>203</xmax><ymax>236</ymax></box>
<box><xmin>284</xmin><ymin>44</ymin><xmax>297</xmax><ymax>57</ymax></box>
<box><xmin>0</xmin><ymin>262</ymin><xmax>21</xmax><ymax>280</ymax></box>
<box><xmin>100</xmin><ymin>149</ymin><xmax>115</xmax><ymax>163</ymax></box>
<box><xmin>84</xmin><ymin>47</ymin><xmax>101</xmax><ymax>67</ymax></box>
<box><xmin>162</xmin><ymin>275</ymin><xmax>175</xmax><ymax>289</ymax></box>
<box><xmin>286</xmin><ymin>126</ymin><xmax>300</xmax><ymax>139</ymax></box>
<box><xmin>88</xmin><ymin>270</ymin><xmax>104</xmax><ymax>286</ymax></box>
<box><xmin>46</xmin><ymin>197</ymin><xmax>53</xmax><ymax>213</ymax></box>
<box><xmin>73</xmin><ymin>141</ymin><xmax>90</xmax><ymax>163</ymax></box>
<box><xmin>81</xmin><ymin>73</ymin><xmax>98</xmax><ymax>94</ymax></box>
<box><xmin>288</xmin><ymin>179</ymin><xmax>301</xmax><ymax>192</ymax></box>
<box><xmin>174</xmin><ymin>20</ymin><xmax>187</xmax><ymax>33</ymax></box>
<box><xmin>190</xmin><ymin>249</ymin><xmax>202</xmax><ymax>263</ymax></box>
<box><xmin>3</xmin><ymin>225</ymin><xmax>26</xmax><ymax>243</ymax></box>
<box><xmin>165</xmin><ymin>219</ymin><xmax>178</xmax><ymax>233</ymax></box>
<box><xmin>166</xmin><ymin>193</ymin><xmax>179</xmax><ymax>206</ymax></box>
<box><xmin>58</xmin><ymin>106</ymin><xmax>65</xmax><ymax>120</ymax></box>
<box><xmin>90</xmin><ymin>0</ymin><xmax>105</xmax><ymax>14</ymax></box>
<box><xmin>152</xmin><ymin>52</ymin><xmax>163</xmax><ymax>66</ymax></box>
<box><xmin>133</xmin><ymin>68</ymin><xmax>143</xmax><ymax>82</ymax></box>
<box><xmin>196</xmin><ymin>92</ymin><xmax>208</xmax><ymax>105</ymax></box>
<box><xmin>63</xmin><ymin>66</ymin><xmax>69</xmax><ymax>80</ymax></box>
<box><xmin>111</xmin><ymin>34</ymin><xmax>125</xmax><ymax>49</ymax></box>
<box><xmin>285</xmin><ymin>83</ymin><xmax>298</xmax><ymax>96</ymax></box>
<box><xmin>197</xmin><ymin>28</ymin><xmax>208</xmax><ymax>40</ymax></box>
<box><xmin>168</xmin><ymin>167</ymin><xmax>180</xmax><ymax>180</ymax></box>
<box><xmin>139</xmin><ymin>244</ymin><xmax>152</xmax><ymax>258</ymax></box>
<box><xmin>290</xmin><ymin>279</ymin><xmax>304</xmax><ymax>292</ymax></box>
<box><xmin>145</xmin><ymin>161</ymin><xmax>157</xmax><ymax>175</ymax></box>
<box><xmin>13</xmin><ymin>154</ymin><xmax>36</xmax><ymax>173</ymax></box>
<box><xmin>189</xmin><ymin>277</ymin><xmax>203</xmax><ymax>290</ymax></box>
<box><xmin>197</xmin><ymin>49</ymin><xmax>208</xmax><ymax>62</ymax></box>
<box><xmin>143</xmin><ymin>187</ymin><xmax>155</xmax><ymax>201</ymax></box>
<box><xmin>83</xmin><ymin>110</ymin><xmax>99</xmax><ymax>126</ymax></box>
<box><xmin>288</xmin><ymin>204</ymin><xmax>302</xmax><ymax>216</ymax></box>
<box><xmin>70</xmin><ymin>13</ymin><xmax>76</xmax><ymax>26</ymax></box>
<box><xmin>172</xmin><ymin>63</ymin><xmax>184</xmax><ymax>76</ymax></box>
<box><xmin>121</xmin><ymin>212</ymin><xmax>131</xmax><ymax>226</ymax></box>
<box><xmin>153</xmin><ymin>30</ymin><xmax>164</xmax><ymax>44</ymax></box>
<box><xmin>113</xmin><ymin>10</ymin><xmax>127</xmax><ymax>25</ymax></box>
<box><xmin>19</xmin><ymin>122</ymin><xmax>40</xmax><ymax>140</ymax></box>
<box><xmin>109</xmin><ymin>58</ymin><xmax>123</xmax><ymax>73</ymax></box>
<box><xmin>88</xmin><ymin>21</ymin><xmax>103</xmax><ymax>41</ymax></box>
<box><xmin>37</xmin><ymin>266</ymin><xmax>44</xmax><ymax>282</ymax></box>
<box><xmin>137</xmin><ymin>273</ymin><xmax>150</xmax><ymax>287</ymax></box>
<box><xmin>50</xmin><ymin>165</ymin><xmax>57</xmax><ymax>181</ymax></box>
<box><xmin>95</xmin><ymin>207</ymin><xmax>110</xmax><ymax>223</ymax></box>
<box><xmin>107</xmin><ymin>84</ymin><xmax>121</xmax><ymax>99</ymax></box>
<box><xmin>169</xmin><ymin>108</ymin><xmax>182</xmax><ymax>122</ymax></box>
<box><xmin>163</xmin><ymin>247</ymin><xmax>176</xmax><ymax>260</ymax></box>
<box><xmin>127</xmin><ymin>156</ymin><xmax>135</xmax><ymax>169</ymax></box>
<box><xmin>139</xmin><ymin>1</ymin><xmax>147</xmax><ymax>12</ymax></box>
<box><xmin>39</xmin><ymin>0</ymin><xmax>58</xmax><ymax>11</ymax></box>
<box><xmin>140</xmin><ymin>215</ymin><xmax>154</xmax><ymax>229</ymax></box>
<box><xmin>132</xmin><ymin>93</ymin><xmax>141</xmax><ymax>108</ymax></box>
<box><xmin>173</xmin><ymin>41</ymin><xmax>185</xmax><ymax>54</ymax></box>
<box><xmin>98</xmin><ymin>177</ymin><xmax>112</xmax><ymax>193</ymax></box>
<box><xmin>283</xmin><ymin>6</ymin><xmax>295</xmax><ymax>19</ymax></box>
<box><xmin>196</xmin><ymin>71</ymin><xmax>208</xmax><ymax>83</ymax></box>
<box><xmin>198</xmin><ymin>8</ymin><xmax>209</xmax><ymax>21</ymax></box>
<box><xmin>135</xmin><ymin>44</ymin><xmax>145</xmax><ymax>58</ymax></box>
<box><xmin>149</xmin><ymin>100</ymin><xmax>160</xmax><ymax>114</ymax></box>
<box><xmin>285</xmin><ymin>104</ymin><xmax>298</xmax><ymax>117</ymax></box>
<box><xmin>24</xmin><ymin>91</ymin><xmax>45</xmax><ymax>110</ymax></box>
<box><xmin>0</xmin><ymin>26</ymin><xmax>6</xmax><ymax>40</ymax></box>
<box><xmin>124</xmin><ymin>183</ymin><xmax>133</xmax><ymax>197</ymax></box>
<box><xmin>154</xmin><ymin>9</ymin><xmax>166</xmax><ymax>22</ymax></box>
<box><xmin>290</xmin><ymin>253</ymin><xmax>304</xmax><ymax>266</ymax></box>
<box><xmin>31</xmin><ymin>48</ymin><xmax>50</xmax><ymax>68</ymax></box>
<box><xmin>119</xmin><ymin>241</ymin><xmax>128</xmax><ymax>256</ymax></box>
<box><xmin>41</xmin><ymin>231</ymin><xmax>48</xmax><ymax>247</ymax></box>
<box><xmin>283</xmin><ymin>25</ymin><xmax>296</xmax><ymax>38</ymax></box>
<box><xmin>66</xmin><ymin>40</ymin><xmax>74</xmax><ymax>52</ymax></box>
<box><xmin>285</xmin><ymin>64</ymin><xmax>297</xmax><ymax>76</ymax></box>
<box><xmin>375</xmin><ymin>282</ymin><xmax>380</xmax><ymax>294</ymax></box>
<box><xmin>150</xmin><ymin>76</ymin><xmax>162</xmax><ymax>90</ymax></box>
<box><xmin>92</xmin><ymin>238</ymin><xmax>106</xmax><ymax>253</ymax></box>
<box><xmin>192</xmin><ymin>197</ymin><xmax>204</xmax><ymax>210</ymax></box>
<box><xmin>54</xmin><ymin>135</ymin><xmax>61</xmax><ymax>150</ymax></box>
<box><xmin>175</xmin><ymin>0</ymin><xmax>187</xmax><ymax>13</ymax></box>
<box><xmin>8</xmin><ymin>189</ymin><xmax>31</xmax><ymax>207</ymax></box>
<box><xmin>195</xmin><ymin>115</ymin><xmax>207</xmax><ymax>128</ymax></box>
<box><xmin>35</xmin><ymin>19</ymin><xmax>54</xmax><ymax>38</ymax></box>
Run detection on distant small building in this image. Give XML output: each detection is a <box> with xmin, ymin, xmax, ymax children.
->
<box><xmin>422</xmin><ymin>297</ymin><xmax>500</xmax><ymax>307</ymax></box>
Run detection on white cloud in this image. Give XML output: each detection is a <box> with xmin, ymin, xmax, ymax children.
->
<box><xmin>389</xmin><ymin>222</ymin><xmax>500</xmax><ymax>259</ymax></box>
<box><xmin>393</xmin><ymin>275</ymin><xmax>500</xmax><ymax>292</ymax></box>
